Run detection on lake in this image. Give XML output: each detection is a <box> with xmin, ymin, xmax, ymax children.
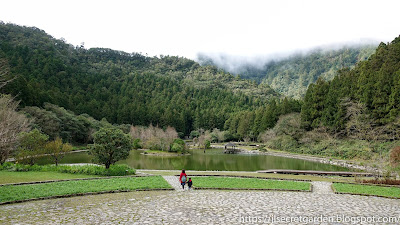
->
<box><xmin>37</xmin><ymin>148</ymin><xmax>348</xmax><ymax>171</ymax></box>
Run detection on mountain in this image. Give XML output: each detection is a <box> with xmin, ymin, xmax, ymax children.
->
<box><xmin>301</xmin><ymin>35</ymin><xmax>400</xmax><ymax>140</ymax></box>
<box><xmin>197</xmin><ymin>45</ymin><xmax>377</xmax><ymax>99</ymax></box>
<box><xmin>0</xmin><ymin>22</ymin><xmax>298</xmax><ymax>138</ymax></box>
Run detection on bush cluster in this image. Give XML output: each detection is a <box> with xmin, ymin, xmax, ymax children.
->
<box><xmin>0</xmin><ymin>162</ymin><xmax>135</xmax><ymax>176</ymax></box>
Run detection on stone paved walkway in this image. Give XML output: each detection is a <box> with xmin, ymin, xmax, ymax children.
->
<box><xmin>163</xmin><ymin>176</ymin><xmax>185</xmax><ymax>191</ymax></box>
<box><xmin>311</xmin><ymin>181</ymin><xmax>334</xmax><ymax>194</ymax></box>
<box><xmin>1</xmin><ymin>183</ymin><xmax>400</xmax><ymax>224</ymax></box>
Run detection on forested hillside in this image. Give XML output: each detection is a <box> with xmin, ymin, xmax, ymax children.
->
<box><xmin>198</xmin><ymin>46</ymin><xmax>376</xmax><ymax>99</ymax></box>
<box><xmin>256</xmin><ymin>36</ymin><xmax>400</xmax><ymax>162</ymax></box>
<box><xmin>301</xmin><ymin>36</ymin><xmax>400</xmax><ymax>139</ymax></box>
<box><xmin>0</xmin><ymin>23</ymin><xmax>298</xmax><ymax>139</ymax></box>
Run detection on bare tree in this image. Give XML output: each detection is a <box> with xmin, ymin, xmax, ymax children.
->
<box><xmin>0</xmin><ymin>95</ymin><xmax>30</xmax><ymax>164</ymax></box>
<box><xmin>129</xmin><ymin>126</ymin><xmax>141</xmax><ymax>140</ymax></box>
<box><xmin>211</xmin><ymin>128</ymin><xmax>226</xmax><ymax>143</ymax></box>
<box><xmin>198</xmin><ymin>130</ymin><xmax>211</xmax><ymax>148</ymax></box>
<box><xmin>0</xmin><ymin>59</ymin><xmax>30</xmax><ymax>164</ymax></box>
<box><xmin>164</xmin><ymin>126</ymin><xmax>178</xmax><ymax>150</ymax></box>
<box><xmin>0</xmin><ymin>58</ymin><xmax>15</xmax><ymax>89</ymax></box>
<box><xmin>299</xmin><ymin>126</ymin><xmax>333</xmax><ymax>145</ymax></box>
<box><xmin>342</xmin><ymin>98</ymin><xmax>374</xmax><ymax>140</ymax></box>
<box><xmin>129</xmin><ymin>125</ymin><xmax>178</xmax><ymax>151</ymax></box>
<box><xmin>258</xmin><ymin>129</ymin><xmax>276</xmax><ymax>143</ymax></box>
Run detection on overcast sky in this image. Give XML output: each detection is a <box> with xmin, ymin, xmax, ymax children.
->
<box><xmin>1</xmin><ymin>0</ymin><xmax>400</xmax><ymax>59</ymax></box>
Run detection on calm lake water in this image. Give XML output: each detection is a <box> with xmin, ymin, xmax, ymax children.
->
<box><xmin>38</xmin><ymin>149</ymin><xmax>348</xmax><ymax>171</ymax></box>
<box><xmin>37</xmin><ymin>149</ymin><xmax>348</xmax><ymax>171</ymax></box>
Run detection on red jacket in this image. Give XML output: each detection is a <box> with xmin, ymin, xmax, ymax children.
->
<box><xmin>179</xmin><ymin>172</ymin><xmax>187</xmax><ymax>183</ymax></box>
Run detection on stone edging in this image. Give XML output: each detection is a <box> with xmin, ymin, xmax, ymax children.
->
<box><xmin>331</xmin><ymin>182</ymin><xmax>400</xmax><ymax>199</ymax></box>
<box><xmin>174</xmin><ymin>174</ymin><xmax>312</xmax><ymax>182</ymax></box>
<box><xmin>211</xmin><ymin>145</ymin><xmax>376</xmax><ymax>173</ymax></box>
<box><xmin>256</xmin><ymin>151</ymin><xmax>375</xmax><ymax>172</ymax></box>
<box><xmin>0</xmin><ymin>188</ymin><xmax>175</xmax><ymax>206</ymax></box>
<box><xmin>193</xmin><ymin>187</ymin><xmax>312</xmax><ymax>192</ymax></box>
<box><xmin>333</xmin><ymin>191</ymin><xmax>400</xmax><ymax>199</ymax></box>
<box><xmin>0</xmin><ymin>175</ymin><xmax>153</xmax><ymax>187</ymax></box>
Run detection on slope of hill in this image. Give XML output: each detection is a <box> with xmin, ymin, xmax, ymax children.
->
<box><xmin>301</xmin><ymin>35</ymin><xmax>400</xmax><ymax>139</ymax></box>
<box><xmin>0</xmin><ymin>22</ymin><xmax>294</xmax><ymax>137</ymax></box>
<box><xmin>197</xmin><ymin>45</ymin><xmax>376</xmax><ymax>99</ymax></box>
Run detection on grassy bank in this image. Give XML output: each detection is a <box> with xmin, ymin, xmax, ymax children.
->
<box><xmin>332</xmin><ymin>183</ymin><xmax>400</xmax><ymax>198</ymax></box>
<box><xmin>216</xmin><ymin>140</ymin><xmax>400</xmax><ymax>174</ymax></box>
<box><xmin>143</xmin><ymin>150</ymin><xmax>188</xmax><ymax>156</ymax></box>
<box><xmin>0</xmin><ymin>176</ymin><xmax>171</xmax><ymax>203</ymax></box>
<box><xmin>193</xmin><ymin>176</ymin><xmax>310</xmax><ymax>191</ymax></box>
<box><xmin>0</xmin><ymin>163</ymin><xmax>135</xmax><ymax>176</ymax></box>
<box><xmin>0</xmin><ymin>171</ymin><xmax>100</xmax><ymax>184</ymax></box>
<box><xmin>265</xmin><ymin>137</ymin><xmax>400</xmax><ymax>165</ymax></box>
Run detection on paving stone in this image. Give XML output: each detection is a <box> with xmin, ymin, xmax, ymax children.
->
<box><xmin>312</xmin><ymin>181</ymin><xmax>334</xmax><ymax>194</ymax></box>
<box><xmin>163</xmin><ymin>175</ymin><xmax>184</xmax><ymax>191</ymax></box>
<box><xmin>1</xmin><ymin>181</ymin><xmax>400</xmax><ymax>224</ymax></box>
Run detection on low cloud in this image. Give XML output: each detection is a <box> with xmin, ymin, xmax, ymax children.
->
<box><xmin>196</xmin><ymin>40</ymin><xmax>379</xmax><ymax>75</ymax></box>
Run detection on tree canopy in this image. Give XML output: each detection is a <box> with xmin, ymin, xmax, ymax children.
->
<box><xmin>198</xmin><ymin>46</ymin><xmax>376</xmax><ymax>99</ymax></box>
<box><xmin>301</xmin><ymin>36</ymin><xmax>400</xmax><ymax>141</ymax></box>
<box><xmin>89</xmin><ymin>127</ymin><xmax>132</xmax><ymax>169</ymax></box>
<box><xmin>0</xmin><ymin>22</ymin><xmax>298</xmax><ymax>139</ymax></box>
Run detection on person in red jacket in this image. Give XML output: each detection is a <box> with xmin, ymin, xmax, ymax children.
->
<box><xmin>179</xmin><ymin>169</ymin><xmax>187</xmax><ymax>190</ymax></box>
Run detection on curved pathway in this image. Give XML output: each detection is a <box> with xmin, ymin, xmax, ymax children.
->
<box><xmin>1</xmin><ymin>181</ymin><xmax>399</xmax><ymax>224</ymax></box>
<box><xmin>163</xmin><ymin>176</ymin><xmax>186</xmax><ymax>191</ymax></box>
<box><xmin>311</xmin><ymin>181</ymin><xmax>334</xmax><ymax>194</ymax></box>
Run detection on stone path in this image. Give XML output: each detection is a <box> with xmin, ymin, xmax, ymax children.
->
<box><xmin>1</xmin><ymin>182</ymin><xmax>400</xmax><ymax>224</ymax></box>
<box><xmin>311</xmin><ymin>181</ymin><xmax>334</xmax><ymax>194</ymax></box>
<box><xmin>163</xmin><ymin>176</ymin><xmax>185</xmax><ymax>191</ymax></box>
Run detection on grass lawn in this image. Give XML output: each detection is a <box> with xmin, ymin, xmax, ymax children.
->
<box><xmin>0</xmin><ymin>171</ymin><xmax>101</xmax><ymax>184</ymax></box>
<box><xmin>0</xmin><ymin>176</ymin><xmax>171</xmax><ymax>203</ymax></box>
<box><xmin>141</xmin><ymin>170</ymin><xmax>359</xmax><ymax>183</ymax></box>
<box><xmin>332</xmin><ymin>183</ymin><xmax>400</xmax><ymax>198</ymax></box>
<box><xmin>192</xmin><ymin>176</ymin><xmax>310</xmax><ymax>191</ymax></box>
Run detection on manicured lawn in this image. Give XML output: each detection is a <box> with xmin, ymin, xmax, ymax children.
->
<box><xmin>142</xmin><ymin>170</ymin><xmax>357</xmax><ymax>182</ymax></box>
<box><xmin>0</xmin><ymin>171</ymin><xmax>100</xmax><ymax>184</ymax></box>
<box><xmin>0</xmin><ymin>176</ymin><xmax>171</xmax><ymax>203</ymax></box>
<box><xmin>192</xmin><ymin>176</ymin><xmax>310</xmax><ymax>191</ymax></box>
<box><xmin>333</xmin><ymin>183</ymin><xmax>400</xmax><ymax>198</ymax></box>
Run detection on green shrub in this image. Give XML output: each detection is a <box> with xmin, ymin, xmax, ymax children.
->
<box><xmin>17</xmin><ymin>129</ymin><xmax>49</xmax><ymax>165</ymax></box>
<box><xmin>13</xmin><ymin>164</ymin><xmax>32</xmax><ymax>172</ymax></box>
<box><xmin>133</xmin><ymin>138</ymin><xmax>142</xmax><ymax>149</ymax></box>
<box><xmin>170</xmin><ymin>143</ymin><xmax>183</xmax><ymax>152</ymax></box>
<box><xmin>0</xmin><ymin>163</ymin><xmax>135</xmax><ymax>176</ymax></box>
<box><xmin>190</xmin><ymin>130</ymin><xmax>200</xmax><ymax>139</ymax></box>
<box><xmin>0</xmin><ymin>162</ymin><xmax>14</xmax><ymax>170</ymax></box>
<box><xmin>107</xmin><ymin>164</ymin><xmax>135</xmax><ymax>176</ymax></box>
<box><xmin>205</xmin><ymin>140</ymin><xmax>211</xmax><ymax>149</ymax></box>
<box><xmin>54</xmin><ymin>164</ymin><xmax>135</xmax><ymax>176</ymax></box>
<box><xmin>170</xmin><ymin>138</ymin><xmax>186</xmax><ymax>153</ymax></box>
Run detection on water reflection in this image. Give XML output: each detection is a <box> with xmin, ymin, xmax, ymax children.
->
<box><xmin>37</xmin><ymin>149</ymin><xmax>348</xmax><ymax>171</ymax></box>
